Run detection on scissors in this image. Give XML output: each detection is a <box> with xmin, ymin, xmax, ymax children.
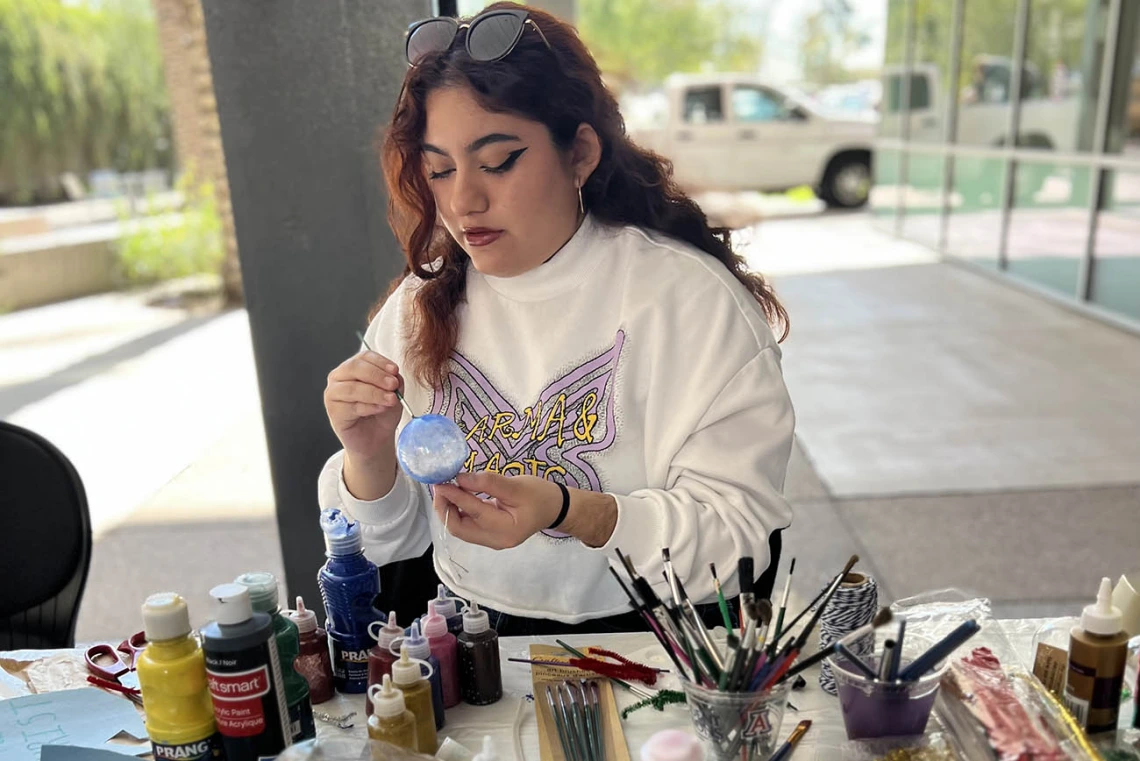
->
<box><xmin>85</xmin><ymin>631</ymin><xmax>146</xmax><ymax>703</ymax></box>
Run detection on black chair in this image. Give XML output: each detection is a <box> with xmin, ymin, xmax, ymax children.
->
<box><xmin>0</xmin><ymin>421</ymin><xmax>92</xmax><ymax>648</ymax></box>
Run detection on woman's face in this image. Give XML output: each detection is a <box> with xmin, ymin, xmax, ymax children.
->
<box><xmin>422</xmin><ymin>85</ymin><xmax>581</xmax><ymax>278</ymax></box>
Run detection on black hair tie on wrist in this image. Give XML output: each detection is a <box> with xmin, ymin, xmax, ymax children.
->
<box><xmin>547</xmin><ymin>482</ymin><xmax>571</xmax><ymax>530</ymax></box>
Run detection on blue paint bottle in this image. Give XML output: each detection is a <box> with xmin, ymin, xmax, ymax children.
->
<box><xmin>317</xmin><ymin>508</ymin><xmax>380</xmax><ymax>693</ymax></box>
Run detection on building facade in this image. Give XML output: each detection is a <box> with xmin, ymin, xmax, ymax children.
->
<box><xmin>873</xmin><ymin>0</ymin><xmax>1140</xmax><ymax>327</ymax></box>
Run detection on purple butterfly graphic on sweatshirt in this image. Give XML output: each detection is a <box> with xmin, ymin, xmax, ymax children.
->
<box><xmin>430</xmin><ymin>331</ymin><xmax>625</xmax><ymax>537</ymax></box>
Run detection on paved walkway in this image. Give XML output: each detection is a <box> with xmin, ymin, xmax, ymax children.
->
<box><xmin>2</xmin><ymin>212</ymin><xmax>1137</xmax><ymax>641</ymax></box>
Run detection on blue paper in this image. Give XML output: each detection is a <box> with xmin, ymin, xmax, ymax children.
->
<box><xmin>0</xmin><ymin>689</ymin><xmax>148</xmax><ymax>761</ymax></box>
<box><xmin>40</xmin><ymin>746</ymin><xmax>142</xmax><ymax>761</ymax></box>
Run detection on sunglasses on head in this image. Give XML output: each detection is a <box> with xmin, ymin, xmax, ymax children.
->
<box><xmin>405</xmin><ymin>8</ymin><xmax>552</xmax><ymax>67</ymax></box>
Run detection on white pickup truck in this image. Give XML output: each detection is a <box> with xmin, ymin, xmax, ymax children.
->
<box><xmin>625</xmin><ymin>73</ymin><xmax>878</xmax><ymax>208</ymax></box>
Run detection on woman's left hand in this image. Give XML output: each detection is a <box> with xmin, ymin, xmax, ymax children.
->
<box><xmin>433</xmin><ymin>472</ymin><xmax>562</xmax><ymax>550</ymax></box>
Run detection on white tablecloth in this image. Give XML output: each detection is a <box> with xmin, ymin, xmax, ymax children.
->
<box><xmin>307</xmin><ymin>623</ymin><xmax>1043</xmax><ymax>761</ymax></box>
<box><xmin>0</xmin><ymin>622</ymin><xmax>1046</xmax><ymax>761</ymax></box>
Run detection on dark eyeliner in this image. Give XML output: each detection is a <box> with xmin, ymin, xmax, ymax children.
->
<box><xmin>484</xmin><ymin>147</ymin><xmax>527</xmax><ymax>174</ymax></box>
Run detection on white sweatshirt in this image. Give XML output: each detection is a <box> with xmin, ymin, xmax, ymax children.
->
<box><xmin>317</xmin><ymin>215</ymin><xmax>795</xmax><ymax>623</ymax></box>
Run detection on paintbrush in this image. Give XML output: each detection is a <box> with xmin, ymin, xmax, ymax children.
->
<box><xmin>662</xmin><ymin>548</ymin><xmax>683</xmax><ymax>607</ymax></box>
<box><xmin>738</xmin><ymin>556</ymin><xmax>755</xmax><ymax>634</ymax></box>
<box><xmin>789</xmin><ymin>555</ymin><xmax>860</xmax><ymax>652</ymax></box>
<box><xmin>547</xmin><ymin>685</ymin><xmax>576</xmax><ymax>761</ymax></box>
<box><xmin>769</xmin><ymin>556</ymin><xmax>861</xmax><ymax>653</ymax></box>
<box><xmin>887</xmin><ymin>617</ymin><xmax>906</xmax><ymax>681</ymax></box>
<box><xmin>771</xmin><ymin>557</ymin><xmax>796</xmax><ymax>643</ymax></box>
<box><xmin>877</xmin><ymin>640</ymin><xmax>896</xmax><ymax>681</ymax></box>
<box><xmin>897</xmin><ymin>619</ymin><xmax>980</xmax><ymax>682</ymax></box>
<box><xmin>769</xmin><ymin>720</ymin><xmax>812</xmax><ymax>761</ymax></box>
<box><xmin>554</xmin><ymin>640</ymin><xmax>657</xmax><ymax>701</ymax></box>
<box><xmin>710</xmin><ymin>563</ymin><xmax>733</xmax><ymax>631</ymax></box>
<box><xmin>356</xmin><ymin>331</ymin><xmax>415</xmax><ymax>418</ymax></box>
<box><xmin>776</xmin><ymin>607</ymin><xmax>894</xmax><ymax>682</ymax></box>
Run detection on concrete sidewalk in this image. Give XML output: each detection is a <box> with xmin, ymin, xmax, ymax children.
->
<box><xmin>2</xmin><ymin>211</ymin><xmax>1137</xmax><ymax>642</ymax></box>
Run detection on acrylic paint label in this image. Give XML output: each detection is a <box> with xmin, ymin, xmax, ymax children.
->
<box><xmin>1032</xmin><ymin>643</ymin><xmax>1067</xmax><ymax>697</ymax></box>
<box><xmin>152</xmin><ymin>736</ymin><xmax>221</xmax><ymax>761</ymax></box>
<box><xmin>204</xmin><ymin>637</ymin><xmax>291</xmax><ymax>761</ymax></box>
<box><xmin>207</xmin><ymin>666</ymin><xmax>274</xmax><ymax>737</ymax></box>
<box><xmin>330</xmin><ymin>638</ymin><xmax>370</xmax><ymax>690</ymax></box>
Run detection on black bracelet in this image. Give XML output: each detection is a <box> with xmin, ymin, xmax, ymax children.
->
<box><xmin>547</xmin><ymin>482</ymin><xmax>571</xmax><ymax>530</ymax></box>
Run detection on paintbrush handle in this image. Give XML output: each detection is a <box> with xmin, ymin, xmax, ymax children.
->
<box><xmin>357</xmin><ymin>331</ymin><xmax>415</xmax><ymax>417</ymax></box>
<box><xmin>897</xmin><ymin>619</ymin><xmax>980</xmax><ymax>682</ymax></box>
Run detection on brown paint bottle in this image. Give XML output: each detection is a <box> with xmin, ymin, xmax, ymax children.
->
<box><xmin>1064</xmin><ymin>577</ymin><xmax>1129</xmax><ymax>734</ymax></box>
<box><xmin>457</xmin><ymin>603</ymin><xmax>501</xmax><ymax>706</ymax></box>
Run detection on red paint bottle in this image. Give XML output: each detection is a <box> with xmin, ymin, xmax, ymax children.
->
<box><xmin>285</xmin><ymin>596</ymin><xmax>334</xmax><ymax>704</ymax></box>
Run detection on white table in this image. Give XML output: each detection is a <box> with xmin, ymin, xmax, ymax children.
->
<box><xmin>0</xmin><ymin>622</ymin><xmax>1046</xmax><ymax>761</ymax></box>
<box><xmin>307</xmin><ymin>623</ymin><xmax>1043</xmax><ymax>761</ymax></box>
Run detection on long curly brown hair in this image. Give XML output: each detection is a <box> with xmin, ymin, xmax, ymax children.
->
<box><xmin>378</xmin><ymin>2</ymin><xmax>788</xmax><ymax>389</ymax></box>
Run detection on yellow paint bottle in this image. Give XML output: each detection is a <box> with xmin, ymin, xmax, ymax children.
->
<box><xmin>135</xmin><ymin>593</ymin><xmax>220</xmax><ymax>761</ymax></box>
<box><xmin>367</xmin><ymin>675</ymin><xmax>418</xmax><ymax>758</ymax></box>
<box><xmin>390</xmin><ymin>645</ymin><xmax>438</xmax><ymax>754</ymax></box>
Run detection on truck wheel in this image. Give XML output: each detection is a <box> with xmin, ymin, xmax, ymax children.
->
<box><xmin>820</xmin><ymin>155</ymin><xmax>871</xmax><ymax>208</ymax></box>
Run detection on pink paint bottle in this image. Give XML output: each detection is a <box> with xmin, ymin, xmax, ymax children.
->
<box><xmin>423</xmin><ymin>609</ymin><xmax>460</xmax><ymax>709</ymax></box>
<box><xmin>366</xmin><ymin>612</ymin><xmax>403</xmax><ymax>717</ymax></box>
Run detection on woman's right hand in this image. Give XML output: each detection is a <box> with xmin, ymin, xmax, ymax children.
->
<box><xmin>324</xmin><ymin>349</ymin><xmax>406</xmax><ymax>461</ymax></box>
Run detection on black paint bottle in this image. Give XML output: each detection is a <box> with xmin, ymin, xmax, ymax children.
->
<box><xmin>456</xmin><ymin>602</ymin><xmax>501</xmax><ymax>706</ymax></box>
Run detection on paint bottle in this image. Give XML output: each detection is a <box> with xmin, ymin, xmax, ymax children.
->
<box><xmin>317</xmin><ymin>508</ymin><xmax>380</xmax><ymax>693</ymax></box>
<box><xmin>429</xmin><ymin>584</ymin><xmax>467</xmax><ymax>636</ymax></box>
<box><xmin>235</xmin><ymin>572</ymin><xmax>316</xmax><ymax>742</ymax></box>
<box><xmin>423</xmin><ymin>608</ymin><xmax>460</xmax><ymax>709</ymax></box>
<box><xmin>640</xmin><ymin>730</ymin><xmax>704</xmax><ymax>761</ymax></box>
<box><xmin>135</xmin><ymin>593</ymin><xmax>221</xmax><ymax>761</ymax></box>
<box><xmin>1064</xmin><ymin>577</ymin><xmax>1129</xmax><ymax>734</ymax></box>
<box><xmin>365</xmin><ymin>612</ymin><xmax>403</xmax><ymax>717</ymax></box>
<box><xmin>457</xmin><ymin>602</ymin><xmax>501</xmax><ymax>706</ymax></box>
<box><xmin>392</xmin><ymin>622</ymin><xmax>444</xmax><ymax>729</ymax></box>
<box><xmin>202</xmin><ymin>583</ymin><xmax>292</xmax><ymax>761</ymax></box>
<box><xmin>285</xmin><ymin>596</ymin><xmax>334</xmax><ymax>705</ymax></box>
<box><xmin>390</xmin><ymin>645</ymin><xmax>438</xmax><ymax>754</ymax></box>
<box><xmin>367</xmin><ymin>675</ymin><xmax>418</xmax><ymax>758</ymax></box>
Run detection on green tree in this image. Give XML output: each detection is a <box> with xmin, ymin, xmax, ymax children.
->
<box><xmin>799</xmin><ymin>0</ymin><xmax>874</xmax><ymax>86</ymax></box>
<box><xmin>578</xmin><ymin>0</ymin><xmax>763</xmax><ymax>87</ymax></box>
<box><xmin>0</xmin><ymin>0</ymin><xmax>172</xmax><ymax>203</ymax></box>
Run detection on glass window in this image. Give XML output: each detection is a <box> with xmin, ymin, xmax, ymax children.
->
<box><xmin>879</xmin><ymin>0</ymin><xmax>909</xmax><ymax>139</ymax></box>
<box><xmin>683</xmin><ymin>86</ymin><xmax>724</xmax><ymax>124</ymax></box>
<box><xmin>1091</xmin><ymin>170</ymin><xmax>1140</xmax><ymax>320</ymax></box>
<box><xmin>884</xmin><ymin>74</ymin><xmax>932</xmax><ymax>112</ymax></box>
<box><xmin>1006</xmin><ymin>162</ymin><xmax>1093</xmax><ymax>297</ymax></box>
<box><xmin>944</xmin><ymin>155</ymin><xmax>1008</xmax><ymax>267</ymax></box>
<box><xmin>901</xmin><ymin>152</ymin><xmax>947</xmax><ymax>248</ymax></box>
<box><xmin>872</xmin><ymin>148</ymin><xmax>903</xmax><ymax>228</ymax></box>
<box><xmin>1106</xmin><ymin>5</ymin><xmax>1140</xmax><ymax>154</ymax></box>
<box><xmin>956</xmin><ymin>0</ymin><xmax>1018</xmax><ymax>146</ymax></box>
<box><xmin>906</xmin><ymin>3</ymin><xmax>955</xmax><ymax>145</ymax></box>
<box><xmin>1017</xmin><ymin>0</ymin><xmax>1106</xmax><ymax>153</ymax></box>
<box><xmin>731</xmin><ymin>86</ymin><xmax>788</xmax><ymax>122</ymax></box>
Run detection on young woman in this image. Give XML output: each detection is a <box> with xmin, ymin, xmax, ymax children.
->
<box><xmin>319</xmin><ymin>3</ymin><xmax>794</xmax><ymax>634</ymax></box>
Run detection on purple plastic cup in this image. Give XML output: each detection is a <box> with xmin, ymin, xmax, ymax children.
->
<box><xmin>830</xmin><ymin>637</ymin><xmax>946</xmax><ymax>740</ymax></box>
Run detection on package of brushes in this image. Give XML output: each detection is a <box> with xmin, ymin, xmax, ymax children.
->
<box><xmin>611</xmin><ymin>549</ymin><xmax>867</xmax><ymax>761</ymax></box>
<box><xmin>530</xmin><ymin>645</ymin><xmax>631</xmax><ymax>761</ymax></box>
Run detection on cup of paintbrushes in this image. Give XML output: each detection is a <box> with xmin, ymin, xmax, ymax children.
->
<box><xmin>680</xmin><ymin>680</ymin><xmax>791</xmax><ymax>761</ymax></box>
<box><xmin>831</xmin><ymin>633</ymin><xmax>944</xmax><ymax>740</ymax></box>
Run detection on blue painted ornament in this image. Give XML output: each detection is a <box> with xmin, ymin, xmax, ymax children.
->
<box><xmin>397</xmin><ymin>414</ymin><xmax>468</xmax><ymax>484</ymax></box>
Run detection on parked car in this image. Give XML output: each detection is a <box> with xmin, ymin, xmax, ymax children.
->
<box><xmin>625</xmin><ymin>73</ymin><xmax>877</xmax><ymax>208</ymax></box>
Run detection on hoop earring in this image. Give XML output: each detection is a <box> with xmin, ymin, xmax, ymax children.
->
<box><xmin>577</xmin><ymin>182</ymin><xmax>585</xmax><ymax>215</ymax></box>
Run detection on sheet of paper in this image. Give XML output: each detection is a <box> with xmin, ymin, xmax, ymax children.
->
<box><xmin>529</xmin><ymin>645</ymin><xmax>631</xmax><ymax>761</ymax></box>
<box><xmin>40</xmin><ymin>745</ymin><xmax>145</xmax><ymax>761</ymax></box>
<box><xmin>0</xmin><ymin>688</ymin><xmax>148</xmax><ymax>761</ymax></box>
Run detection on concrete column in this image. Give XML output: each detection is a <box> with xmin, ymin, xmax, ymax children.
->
<box><xmin>200</xmin><ymin>0</ymin><xmax>432</xmax><ymax>618</ymax></box>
